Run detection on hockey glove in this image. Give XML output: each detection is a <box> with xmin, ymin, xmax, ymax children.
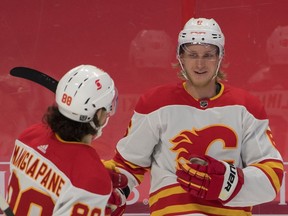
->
<box><xmin>176</xmin><ymin>155</ymin><xmax>244</xmax><ymax>202</ymax></box>
<box><xmin>106</xmin><ymin>188</ymin><xmax>127</xmax><ymax>216</ymax></box>
<box><xmin>103</xmin><ymin>160</ymin><xmax>129</xmax><ymax>215</ymax></box>
<box><xmin>109</xmin><ymin>170</ymin><xmax>128</xmax><ymax>189</ymax></box>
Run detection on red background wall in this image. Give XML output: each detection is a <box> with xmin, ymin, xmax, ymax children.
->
<box><xmin>0</xmin><ymin>0</ymin><xmax>287</xmax><ymax>214</ymax></box>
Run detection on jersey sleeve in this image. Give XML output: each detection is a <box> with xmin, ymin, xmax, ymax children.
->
<box><xmin>113</xmin><ymin>111</ymin><xmax>157</xmax><ymax>189</ymax></box>
<box><xmin>226</xmin><ymin>94</ymin><xmax>284</xmax><ymax>206</ymax></box>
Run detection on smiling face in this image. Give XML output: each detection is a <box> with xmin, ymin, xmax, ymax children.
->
<box><xmin>179</xmin><ymin>44</ymin><xmax>220</xmax><ymax>88</ymax></box>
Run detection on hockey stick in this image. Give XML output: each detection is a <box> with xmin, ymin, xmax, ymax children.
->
<box><xmin>10</xmin><ymin>67</ymin><xmax>58</xmax><ymax>93</ymax></box>
<box><xmin>0</xmin><ymin>195</ymin><xmax>14</xmax><ymax>216</ymax></box>
<box><xmin>5</xmin><ymin>66</ymin><xmax>56</xmax><ymax>216</ymax></box>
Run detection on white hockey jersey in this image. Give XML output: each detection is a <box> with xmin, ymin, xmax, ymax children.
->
<box><xmin>7</xmin><ymin>123</ymin><xmax>112</xmax><ymax>216</ymax></box>
<box><xmin>112</xmin><ymin>82</ymin><xmax>284</xmax><ymax>216</ymax></box>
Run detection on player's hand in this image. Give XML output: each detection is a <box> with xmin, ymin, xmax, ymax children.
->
<box><xmin>109</xmin><ymin>170</ymin><xmax>128</xmax><ymax>189</ymax></box>
<box><xmin>176</xmin><ymin>155</ymin><xmax>244</xmax><ymax>202</ymax></box>
<box><xmin>103</xmin><ymin>160</ymin><xmax>129</xmax><ymax>215</ymax></box>
<box><xmin>103</xmin><ymin>160</ymin><xmax>128</xmax><ymax>189</ymax></box>
<box><xmin>105</xmin><ymin>173</ymin><xmax>127</xmax><ymax>216</ymax></box>
<box><xmin>106</xmin><ymin>188</ymin><xmax>126</xmax><ymax>216</ymax></box>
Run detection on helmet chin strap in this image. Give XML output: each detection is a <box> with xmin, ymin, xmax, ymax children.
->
<box><xmin>211</xmin><ymin>57</ymin><xmax>222</xmax><ymax>80</ymax></box>
<box><xmin>89</xmin><ymin>117</ymin><xmax>110</xmax><ymax>140</ymax></box>
<box><xmin>177</xmin><ymin>56</ymin><xmax>189</xmax><ymax>80</ymax></box>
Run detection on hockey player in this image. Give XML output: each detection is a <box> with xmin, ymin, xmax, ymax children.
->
<box><xmin>6</xmin><ymin>65</ymin><xmax>127</xmax><ymax>216</ymax></box>
<box><xmin>106</xmin><ymin>18</ymin><xmax>284</xmax><ymax>215</ymax></box>
<box><xmin>247</xmin><ymin>25</ymin><xmax>288</xmax><ymax>162</ymax></box>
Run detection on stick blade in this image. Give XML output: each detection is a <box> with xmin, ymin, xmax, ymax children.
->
<box><xmin>10</xmin><ymin>67</ymin><xmax>58</xmax><ymax>93</ymax></box>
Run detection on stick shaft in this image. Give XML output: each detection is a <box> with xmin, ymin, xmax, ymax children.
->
<box><xmin>10</xmin><ymin>67</ymin><xmax>58</xmax><ymax>93</ymax></box>
<box><xmin>0</xmin><ymin>195</ymin><xmax>14</xmax><ymax>216</ymax></box>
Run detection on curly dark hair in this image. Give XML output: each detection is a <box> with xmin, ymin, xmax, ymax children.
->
<box><xmin>42</xmin><ymin>104</ymin><xmax>100</xmax><ymax>142</ymax></box>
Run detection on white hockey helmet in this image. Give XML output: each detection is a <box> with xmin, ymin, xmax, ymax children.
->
<box><xmin>177</xmin><ymin>18</ymin><xmax>225</xmax><ymax>58</ymax></box>
<box><xmin>56</xmin><ymin>65</ymin><xmax>117</xmax><ymax>123</ymax></box>
<box><xmin>266</xmin><ymin>26</ymin><xmax>288</xmax><ymax>65</ymax></box>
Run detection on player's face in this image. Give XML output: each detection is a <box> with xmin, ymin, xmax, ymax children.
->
<box><xmin>180</xmin><ymin>44</ymin><xmax>220</xmax><ymax>87</ymax></box>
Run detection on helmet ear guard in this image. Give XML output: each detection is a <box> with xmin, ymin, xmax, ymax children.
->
<box><xmin>55</xmin><ymin>65</ymin><xmax>117</xmax><ymax>123</ymax></box>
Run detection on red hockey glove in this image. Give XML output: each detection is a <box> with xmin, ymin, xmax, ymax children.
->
<box><xmin>103</xmin><ymin>160</ymin><xmax>129</xmax><ymax>216</ymax></box>
<box><xmin>103</xmin><ymin>160</ymin><xmax>129</xmax><ymax>189</ymax></box>
<box><xmin>176</xmin><ymin>155</ymin><xmax>244</xmax><ymax>202</ymax></box>
<box><xmin>106</xmin><ymin>188</ymin><xmax>126</xmax><ymax>216</ymax></box>
<box><xmin>109</xmin><ymin>171</ymin><xmax>128</xmax><ymax>189</ymax></box>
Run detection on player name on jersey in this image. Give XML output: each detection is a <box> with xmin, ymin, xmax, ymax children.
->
<box><xmin>11</xmin><ymin>141</ymin><xmax>66</xmax><ymax>197</ymax></box>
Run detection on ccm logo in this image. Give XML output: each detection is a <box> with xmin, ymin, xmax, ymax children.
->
<box><xmin>224</xmin><ymin>164</ymin><xmax>236</xmax><ymax>192</ymax></box>
<box><xmin>190</xmin><ymin>31</ymin><xmax>206</xmax><ymax>35</ymax></box>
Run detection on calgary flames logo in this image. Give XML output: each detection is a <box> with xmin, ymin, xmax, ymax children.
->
<box><xmin>170</xmin><ymin>125</ymin><xmax>238</xmax><ymax>168</ymax></box>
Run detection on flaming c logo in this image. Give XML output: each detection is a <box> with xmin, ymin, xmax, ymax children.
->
<box><xmin>170</xmin><ymin>125</ymin><xmax>238</xmax><ymax>168</ymax></box>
